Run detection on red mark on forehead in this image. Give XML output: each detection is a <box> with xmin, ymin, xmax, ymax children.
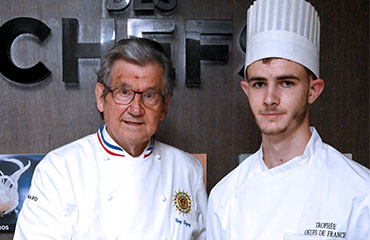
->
<box><xmin>115</xmin><ymin>71</ymin><xmax>145</xmax><ymax>80</ymax></box>
<box><xmin>134</xmin><ymin>75</ymin><xmax>146</xmax><ymax>80</ymax></box>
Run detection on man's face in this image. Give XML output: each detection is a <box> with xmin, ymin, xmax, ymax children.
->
<box><xmin>241</xmin><ymin>58</ymin><xmax>313</xmax><ymax>137</ymax></box>
<box><xmin>95</xmin><ymin>59</ymin><xmax>170</xmax><ymax>154</ymax></box>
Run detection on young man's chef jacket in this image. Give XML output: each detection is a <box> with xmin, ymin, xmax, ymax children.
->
<box><xmin>14</xmin><ymin>125</ymin><xmax>207</xmax><ymax>240</ymax></box>
<box><xmin>207</xmin><ymin>127</ymin><xmax>370</xmax><ymax>240</ymax></box>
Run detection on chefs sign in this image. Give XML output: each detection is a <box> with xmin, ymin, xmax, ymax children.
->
<box><xmin>0</xmin><ymin>0</ymin><xmax>240</xmax><ymax>88</ymax></box>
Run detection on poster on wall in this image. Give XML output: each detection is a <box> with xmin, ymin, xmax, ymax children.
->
<box><xmin>0</xmin><ymin>154</ymin><xmax>44</xmax><ymax>232</ymax></box>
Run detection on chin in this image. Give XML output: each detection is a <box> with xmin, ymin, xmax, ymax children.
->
<box><xmin>259</xmin><ymin>124</ymin><xmax>288</xmax><ymax>136</ymax></box>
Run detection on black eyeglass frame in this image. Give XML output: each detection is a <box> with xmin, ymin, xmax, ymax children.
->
<box><xmin>102</xmin><ymin>83</ymin><xmax>165</xmax><ymax>108</ymax></box>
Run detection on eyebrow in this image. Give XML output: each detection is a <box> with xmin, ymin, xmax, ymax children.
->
<box><xmin>114</xmin><ymin>83</ymin><xmax>161</xmax><ymax>92</ymax></box>
<box><xmin>276</xmin><ymin>74</ymin><xmax>300</xmax><ymax>81</ymax></box>
<box><xmin>248</xmin><ymin>74</ymin><xmax>300</xmax><ymax>82</ymax></box>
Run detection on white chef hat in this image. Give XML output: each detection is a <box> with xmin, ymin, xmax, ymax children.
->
<box><xmin>245</xmin><ymin>0</ymin><xmax>320</xmax><ymax>78</ymax></box>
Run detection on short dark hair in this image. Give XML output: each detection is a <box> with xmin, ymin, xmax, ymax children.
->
<box><xmin>97</xmin><ymin>37</ymin><xmax>175</xmax><ymax>97</ymax></box>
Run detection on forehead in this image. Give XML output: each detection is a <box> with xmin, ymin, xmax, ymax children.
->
<box><xmin>247</xmin><ymin>58</ymin><xmax>308</xmax><ymax>79</ymax></box>
<box><xmin>110</xmin><ymin>59</ymin><xmax>164</xmax><ymax>90</ymax></box>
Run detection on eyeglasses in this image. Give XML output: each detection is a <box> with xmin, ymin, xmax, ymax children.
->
<box><xmin>102</xmin><ymin>83</ymin><xmax>165</xmax><ymax>108</ymax></box>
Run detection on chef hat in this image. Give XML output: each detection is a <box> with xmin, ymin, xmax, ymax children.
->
<box><xmin>245</xmin><ymin>0</ymin><xmax>320</xmax><ymax>78</ymax></box>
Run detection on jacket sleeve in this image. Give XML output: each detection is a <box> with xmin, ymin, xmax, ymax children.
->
<box><xmin>206</xmin><ymin>190</ymin><xmax>224</xmax><ymax>240</ymax></box>
<box><xmin>347</xmin><ymin>191</ymin><xmax>370</xmax><ymax>240</ymax></box>
<box><xmin>193</xmin><ymin>166</ymin><xmax>208</xmax><ymax>240</ymax></box>
<box><xmin>14</xmin><ymin>154</ymin><xmax>74</xmax><ymax>239</ymax></box>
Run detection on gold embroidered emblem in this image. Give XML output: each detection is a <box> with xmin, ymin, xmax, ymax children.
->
<box><xmin>173</xmin><ymin>190</ymin><xmax>192</xmax><ymax>215</ymax></box>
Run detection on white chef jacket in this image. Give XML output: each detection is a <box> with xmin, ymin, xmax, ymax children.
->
<box><xmin>207</xmin><ymin>127</ymin><xmax>370</xmax><ymax>240</ymax></box>
<box><xmin>14</xmin><ymin>125</ymin><xmax>207</xmax><ymax>240</ymax></box>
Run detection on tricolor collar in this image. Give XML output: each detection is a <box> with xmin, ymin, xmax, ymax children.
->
<box><xmin>97</xmin><ymin>124</ymin><xmax>154</xmax><ymax>158</ymax></box>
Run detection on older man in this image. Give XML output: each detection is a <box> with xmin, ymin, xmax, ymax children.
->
<box><xmin>14</xmin><ymin>38</ymin><xmax>207</xmax><ymax>239</ymax></box>
<box><xmin>207</xmin><ymin>0</ymin><xmax>370</xmax><ymax>239</ymax></box>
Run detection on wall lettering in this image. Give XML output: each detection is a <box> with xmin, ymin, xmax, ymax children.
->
<box><xmin>0</xmin><ymin>17</ymin><xmax>51</xmax><ymax>85</ymax></box>
<box><xmin>185</xmin><ymin>20</ymin><xmax>232</xmax><ymax>87</ymax></box>
<box><xmin>134</xmin><ymin>0</ymin><xmax>177</xmax><ymax>13</ymax></box>
<box><xmin>238</xmin><ymin>25</ymin><xmax>246</xmax><ymax>78</ymax></box>
<box><xmin>62</xmin><ymin>18</ymin><xmax>115</xmax><ymax>84</ymax></box>
<box><xmin>106</xmin><ymin>0</ymin><xmax>131</xmax><ymax>12</ymax></box>
<box><xmin>105</xmin><ymin>0</ymin><xmax>177</xmax><ymax>13</ymax></box>
<box><xmin>127</xmin><ymin>18</ymin><xmax>175</xmax><ymax>58</ymax></box>
<box><xmin>0</xmin><ymin>16</ymin><xmax>234</xmax><ymax>87</ymax></box>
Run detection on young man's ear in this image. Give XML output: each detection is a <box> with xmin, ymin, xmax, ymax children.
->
<box><xmin>240</xmin><ymin>80</ymin><xmax>250</xmax><ymax>98</ymax></box>
<box><xmin>308</xmin><ymin>78</ymin><xmax>325</xmax><ymax>104</ymax></box>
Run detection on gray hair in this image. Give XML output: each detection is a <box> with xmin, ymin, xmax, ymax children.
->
<box><xmin>97</xmin><ymin>37</ymin><xmax>175</xmax><ymax>98</ymax></box>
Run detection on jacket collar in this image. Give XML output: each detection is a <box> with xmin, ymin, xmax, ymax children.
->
<box><xmin>97</xmin><ymin>124</ymin><xmax>154</xmax><ymax>158</ymax></box>
<box><xmin>258</xmin><ymin>127</ymin><xmax>323</xmax><ymax>175</ymax></box>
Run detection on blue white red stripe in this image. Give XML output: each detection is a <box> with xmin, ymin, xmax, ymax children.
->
<box><xmin>97</xmin><ymin>124</ymin><xmax>154</xmax><ymax>158</ymax></box>
<box><xmin>144</xmin><ymin>137</ymin><xmax>154</xmax><ymax>158</ymax></box>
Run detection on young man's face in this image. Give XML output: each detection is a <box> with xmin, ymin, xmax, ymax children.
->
<box><xmin>95</xmin><ymin>59</ymin><xmax>170</xmax><ymax>154</ymax></box>
<box><xmin>241</xmin><ymin>58</ymin><xmax>322</xmax><ymax>137</ymax></box>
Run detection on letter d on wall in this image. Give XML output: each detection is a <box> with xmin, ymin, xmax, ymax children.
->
<box><xmin>0</xmin><ymin>17</ymin><xmax>51</xmax><ymax>84</ymax></box>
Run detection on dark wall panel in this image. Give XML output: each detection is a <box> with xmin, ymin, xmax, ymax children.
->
<box><xmin>312</xmin><ymin>0</ymin><xmax>369</xmax><ymax>168</ymax></box>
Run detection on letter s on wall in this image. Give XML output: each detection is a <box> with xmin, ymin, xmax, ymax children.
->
<box><xmin>0</xmin><ymin>17</ymin><xmax>51</xmax><ymax>85</ymax></box>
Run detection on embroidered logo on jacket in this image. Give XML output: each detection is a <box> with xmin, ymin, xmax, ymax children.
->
<box><xmin>173</xmin><ymin>190</ymin><xmax>192</xmax><ymax>215</ymax></box>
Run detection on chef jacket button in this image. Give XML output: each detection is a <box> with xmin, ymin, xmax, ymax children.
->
<box><xmin>155</xmin><ymin>154</ymin><xmax>161</xmax><ymax>160</ymax></box>
<box><xmin>107</xmin><ymin>194</ymin><xmax>113</xmax><ymax>201</ymax></box>
<box><xmin>103</xmin><ymin>156</ymin><xmax>110</xmax><ymax>161</ymax></box>
<box><xmin>160</xmin><ymin>195</ymin><xmax>166</xmax><ymax>201</ymax></box>
<box><xmin>234</xmin><ymin>192</ymin><xmax>239</xmax><ymax>199</ymax></box>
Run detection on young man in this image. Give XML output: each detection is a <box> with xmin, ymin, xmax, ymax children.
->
<box><xmin>207</xmin><ymin>0</ymin><xmax>370</xmax><ymax>239</ymax></box>
<box><xmin>14</xmin><ymin>38</ymin><xmax>207</xmax><ymax>239</ymax></box>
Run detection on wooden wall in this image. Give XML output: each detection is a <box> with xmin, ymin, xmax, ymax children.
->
<box><xmin>0</xmin><ymin>0</ymin><xmax>368</xmax><ymax>239</ymax></box>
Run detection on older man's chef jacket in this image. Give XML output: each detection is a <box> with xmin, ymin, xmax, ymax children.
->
<box><xmin>207</xmin><ymin>128</ymin><xmax>370</xmax><ymax>240</ymax></box>
<box><xmin>14</xmin><ymin>125</ymin><xmax>207</xmax><ymax>240</ymax></box>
